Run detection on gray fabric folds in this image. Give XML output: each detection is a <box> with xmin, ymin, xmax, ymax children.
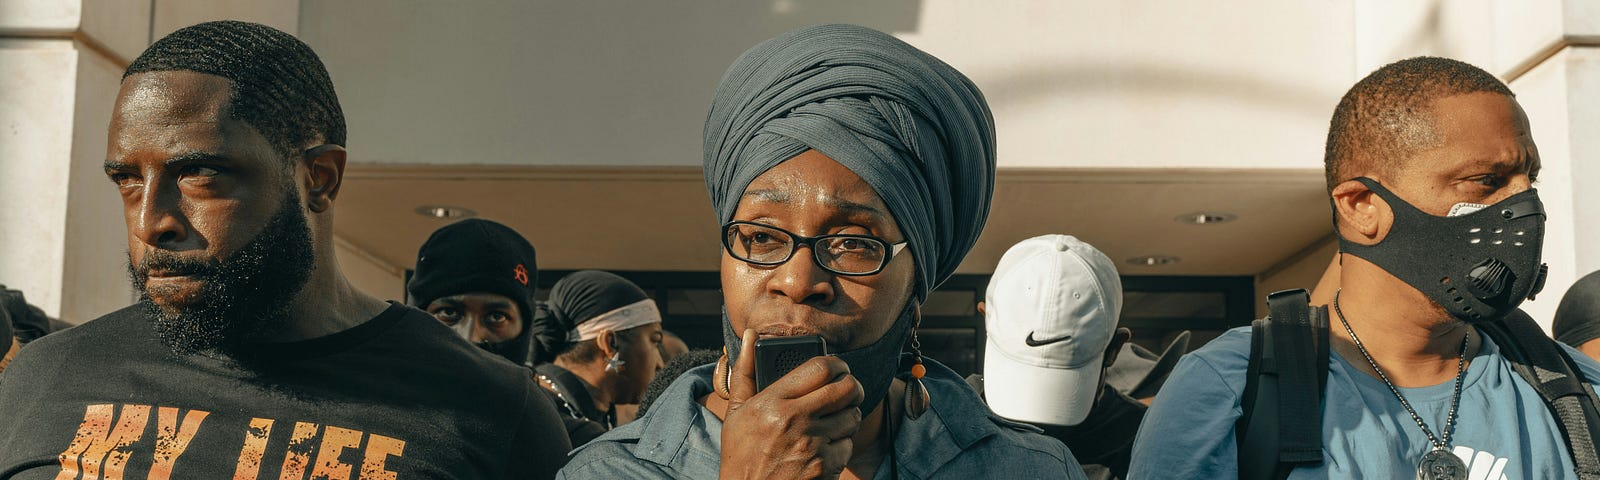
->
<box><xmin>703</xmin><ymin>24</ymin><xmax>996</xmax><ymax>300</ymax></box>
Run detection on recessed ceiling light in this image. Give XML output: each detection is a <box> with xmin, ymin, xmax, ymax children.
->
<box><xmin>1127</xmin><ymin>255</ymin><xmax>1180</xmax><ymax>266</ymax></box>
<box><xmin>1175</xmin><ymin>212</ymin><xmax>1237</xmax><ymax>225</ymax></box>
<box><xmin>414</xmin><ymin>205</ymin><xmax>476</xmax><ymax>219</ymax></box>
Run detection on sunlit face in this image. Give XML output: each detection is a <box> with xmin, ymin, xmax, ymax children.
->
<box><xmin>1370</xmin><ymin>92</ymin><xmax>1541</xmax><ymax>215</ymax></box>
<box><xmin>613</xmin><ymin>322</ymin><xmax>665</xmax><ymax>404</ymax></box>
<box><xmin>107</xmin><ymin>71</ymin><xmax>316</xmax><ymax>354</ymax></box>
<box><xmin>107</xmin><ymin>71</ymin><xmax>299</xmax><ymax>313</ymax></box>
<box><xmin>426</xmin><ymin>292</ymin><xmax>524</xmax><ymax>344</ymax></box>
<box><xmin>719</xmin><ymin>150</ymin><xmax>916</xmax><ymax>352</ymax></box>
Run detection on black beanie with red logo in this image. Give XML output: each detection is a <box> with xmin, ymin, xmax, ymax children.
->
<box><xmin>407</xmin><ymin>219</ymin><xmax>539</xmax><ymax>325</ymax></box>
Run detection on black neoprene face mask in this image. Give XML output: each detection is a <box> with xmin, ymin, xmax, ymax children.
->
<box><xmin>1337</xmin><ymin>177</ymin><xmax>1549</xmax><ymax>322</ymax></box>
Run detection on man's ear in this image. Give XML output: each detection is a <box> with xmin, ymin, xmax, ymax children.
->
<box><xmin>596</xmin><ymin>330</ymin><xmax>619</xmax><ymax>357</ymax></box>
<box><xmin>301</xmin><ymin>144</ymin><xmax>347</xmax><ymax>213</ymax></box>
<box><xmin>1331</xmin><ymin>179</ymin><xmax>1391</xmax><ymax>246</ymax></box>
<box><xmin>1102</xmin><ymin>327</ymin><xmax>1131</xmax><ymax>368</ymax></box>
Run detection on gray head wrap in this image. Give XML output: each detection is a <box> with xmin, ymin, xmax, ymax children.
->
<box><xmin>703</xmin><ymin>24</ymin><xmax>996</xmax><ymax>301</ymax></box>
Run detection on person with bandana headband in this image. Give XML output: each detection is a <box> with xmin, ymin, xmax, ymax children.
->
<box><xmin>559</xmin><ymin>24</ymin><xmax>1081</xmax><ymax>480</ymax></box>
<box><xmin>1131</xmin><ymin>56</ymin><xmax>1600</xmax><ymax>479</ymax></box>
<box><xmin>408</xmin><ymin>218</ymin><xmax>542</xmax><ymax>368</ymax></box>
<box><xmin>531</xmin><ymin>270</ymin><xmax>666</xmax><ymax>446</ymax></box>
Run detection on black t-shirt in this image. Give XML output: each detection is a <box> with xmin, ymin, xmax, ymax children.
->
<box><xmin>1043</xmin><ymin>384</ymin><xmax>1147</xmax><ymax>480</ymax></box>
<box><xmin>0</xmin><ymin>302</ymin><xmax>570</xmax><ymax>479</ymax></box>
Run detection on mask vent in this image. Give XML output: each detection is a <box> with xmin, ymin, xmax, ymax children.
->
<box><xmin>1465</xmin><ymin>258</ymin><xmax>1515</xmax><ymax>303</ymax></box>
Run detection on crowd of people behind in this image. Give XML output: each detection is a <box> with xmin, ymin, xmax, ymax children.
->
<box><xmin>1</xmin><ymin>18</ymin><xmax>1599</xmax><ymax>480</ymax></box>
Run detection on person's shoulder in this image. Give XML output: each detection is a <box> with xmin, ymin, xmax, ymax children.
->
<box><xmin>1146</xmin><ymin>326</ymin><xmax>1253</xmax><ymax>405</ymax></box>
<box><xmin>560</xmin><ymin>434</ymin><xmax>667</xmax><ymax>479</ymax></box>
<box><xmin>984</xmin><ymin>414</ymin><xmax>1073</xmax><ymax>459</ymax></box>
<box><xmin>937</xmin><ymin>416</ymin><xmax>1084</xmax><ymax>478</ymax></box>
<box><xmin>913</xmin><ymin>360</ymin><xmax>1080</xmax><ymax>476</ymax></box>
<box><xmin>1184</xmin><ymin>326</ymin><xmax>1252</xmax><ymax>368</ymax></box>
<box><xmin>7</xmin><ymin>305</ymin><xmax>147</xmax><ymax>364</ymax></box>
<box><xmin>564</xmin><ymin>365</ymin><xmax>720</xmax><ymax>479</ymax></box>
<box><xmin>1556</xmin><ymin>341</ymin><xmax>1600</xmax><ymax>384</ymax></box>
<box><xmin>563</xmin><ymin>415</ymin><xmax>689</xmax><ymax>480</ymax></box>
<box><xmin>378</xmin><ymin>305</ymin><xmax>533</xmax><ymax>384</ymax></box>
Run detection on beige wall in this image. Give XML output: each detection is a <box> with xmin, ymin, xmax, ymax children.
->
<box><xmin>299</xmin><ymin>0</ymin><xmax>1355</xmax><ymax>171</ymax></box>
<box><xmin>335</xmin><ymin>237</ymin><xmax>406</xmax><ymax>302</ymax></box>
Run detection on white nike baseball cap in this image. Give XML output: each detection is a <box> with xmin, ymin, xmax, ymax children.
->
<box><xmin>983</xmin><ymin>234</ymin><xmax>1122</xmax><ymax>426</ymax></box>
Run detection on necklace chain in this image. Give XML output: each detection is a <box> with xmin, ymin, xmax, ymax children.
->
<box><xmin>536</xmin><ymin>373</ymin><xmax>585</xmax><ymax>419</ymax></box>
<box><xmin>1333</xmin><ymin>290</ymin><xmax>1469</xmax><ymax>450</ymax></box>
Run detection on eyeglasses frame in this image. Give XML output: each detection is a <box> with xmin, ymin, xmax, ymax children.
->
<box><xmin>720</xmin><ymin>220</ymin><xmax>909</xmax><ymax>276</ymax></box>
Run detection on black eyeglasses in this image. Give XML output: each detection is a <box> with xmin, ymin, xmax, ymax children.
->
<box><xmin>721</xmin><ymin>221</ymin><xmax>909</xmax><ymax>276</ymax></box>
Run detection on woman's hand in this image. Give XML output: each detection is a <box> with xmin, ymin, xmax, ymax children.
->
<box><xmin>719</xmin><ymin>330</ymin><xmax>864</xmax><ymax>480</ymax></box>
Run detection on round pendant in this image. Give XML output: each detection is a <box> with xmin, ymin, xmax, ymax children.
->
<box><xmin>1416</xmin><ymin>447</ymin><xmax>1467</xmax><ymax>480</ymax></box>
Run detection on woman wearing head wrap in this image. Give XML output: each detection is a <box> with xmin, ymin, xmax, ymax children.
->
<box><xmin>534</xmin><ymin>270</ymin><xmax>666</xmax><ymax>446</ymax></box>
<box><xmin>407</xmin><ymin>219</ymin><xmax>541</xmax><ymax>367</ymax></box>
<box><xmin>560</xmin><ymin>24</ymin><xmax>1082</xmax><ymax>479</ymax></box>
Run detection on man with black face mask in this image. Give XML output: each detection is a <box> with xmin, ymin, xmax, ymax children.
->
<box><xmin>1130</xmin><ymin>56</ymin><xmax>1600</xmax><ymax>479</ymax></box>
<box><xmin>0</xmin><ymin>21</ymin><xmax>569</xmax><ymax>478</ymax></box>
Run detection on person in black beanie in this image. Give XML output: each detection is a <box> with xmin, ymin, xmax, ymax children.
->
<box><xmin>408</xmin><ymin>218</ymin><xmax>540</xmax><ymax>368</ymax></box>
<box><xmin>532</xmin><ymin>270</ymin><xmax>665</xmax><ymax>446</ymax></box>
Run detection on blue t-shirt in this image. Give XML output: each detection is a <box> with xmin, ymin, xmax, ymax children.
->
<box><xmin>1129</xmin><ymin>326</ymin><xmax>1600</xmax><ymax>479</ymax></box>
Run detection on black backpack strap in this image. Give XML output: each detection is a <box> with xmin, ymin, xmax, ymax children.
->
<box><xmin>1480</xmin><ymin>311</ymin><xmax>1600</xmax><ymax>479</ymax></box>
<box><xmin>1237</xmin><ymin>289</ymin><xmax>1330</xmax><ymax>480</ymax></box>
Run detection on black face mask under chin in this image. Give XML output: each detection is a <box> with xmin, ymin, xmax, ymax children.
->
<box><xmin>723</xmin><ymin>304</ymin><xmax>913</xmax><ymax>417</ymax></box>
<box><xmin>1337</xmin><ymin>177</ymin><xmax>1549</xmax><ymax>322</ymax></box>
<box><xmin>480</xmin><ymin>328</ymin><xmax>536</xmax><ymax>369</ymax></box>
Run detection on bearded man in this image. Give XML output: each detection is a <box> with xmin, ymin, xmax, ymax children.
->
<box><xmin>0</xmin><ymin>21</ymin><xmax>569</xmax><ymax>478</ymax></box>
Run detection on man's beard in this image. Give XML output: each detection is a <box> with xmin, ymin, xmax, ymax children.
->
<box><xmin>129</xmin><ymin>192</ymin><xmax>315</xmax><ymax>357</ymax></box>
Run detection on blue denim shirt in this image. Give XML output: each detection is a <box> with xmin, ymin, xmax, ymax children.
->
<box><xmin>559</xmin><ymin>358</ymin><xmax>1085</xmax><ymax>479</ymax></box>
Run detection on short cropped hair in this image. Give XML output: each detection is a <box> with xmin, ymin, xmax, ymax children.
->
<box><xmin>1323</xmin><ymin>56</ymin><xmax>1513</xmax><ymax>192</ymax></box>
<box><xmin>124</xmin><ymin>20</ymin><xmax>345</xmax><ymax>159</ymax></box>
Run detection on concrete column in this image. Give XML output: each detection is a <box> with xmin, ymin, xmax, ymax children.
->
<box><xmin>1512</xmin><ymin>46</ymin><xmax>1600</xmax><ymax>325</ymax></box>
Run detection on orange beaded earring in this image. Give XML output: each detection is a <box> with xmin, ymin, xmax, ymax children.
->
<box><xmin>905</xmin><ymin>309</ymin><xmax>930</xmax><ymax>420</ymax></box>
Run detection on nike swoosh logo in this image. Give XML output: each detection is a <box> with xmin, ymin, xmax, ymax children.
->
<box><xmin>1024</xmin><ymin>332</ymin><xmax>1071</xmax><ymax>347</ymax></box>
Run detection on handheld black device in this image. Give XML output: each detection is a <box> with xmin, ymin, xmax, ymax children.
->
<box><xmin>754</xmin><ymin>335</ymin><xmax>828</xmax><ymax>392</ymax></box>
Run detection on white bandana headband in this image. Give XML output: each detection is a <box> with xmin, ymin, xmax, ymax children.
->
<box><xmin>572</xmin><ymin>299</ymin><xmax>662</xmax><ymax>341</ymax></box>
